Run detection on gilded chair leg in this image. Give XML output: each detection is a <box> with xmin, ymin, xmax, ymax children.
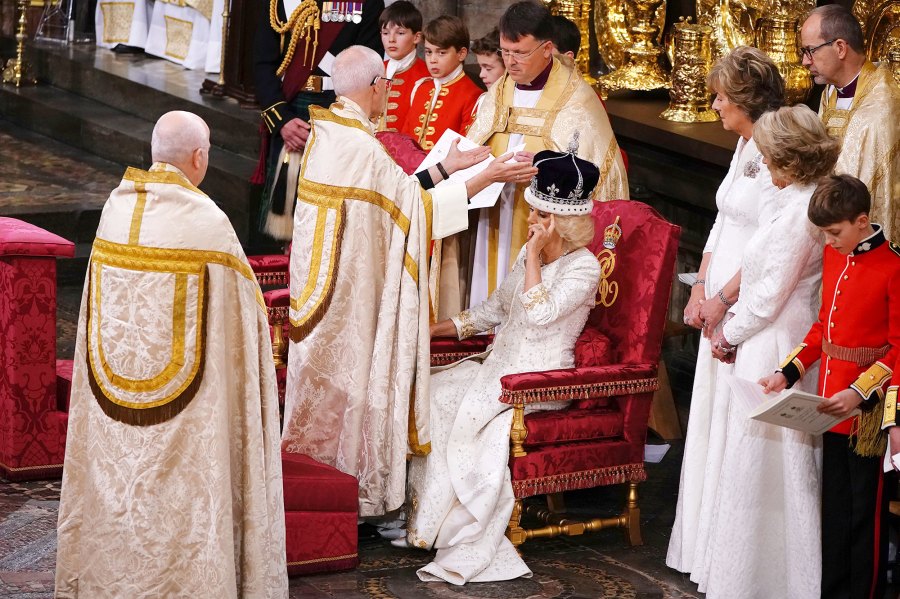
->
<box><xmin>623</xmin><ymin>481</ymin><xmax>642</xmax><ymax>546</ymax></box>
<box><xmin>506</xmin><ymin>499</ymin><xmax>527</xmax><ymax>547</ymax></box>
<box><xmin>272</xmin><ymin>315</ymin><xmax>286</xmax><ymax>368</ymax></box>
<box><xmin>547</xmin><ymin>492</ymin><xmax>566</xmax><ymax>514</ymax></box>
<box><xmin>509</xmin><ymin>404</ymin><xmax>527</xmax><ymax>457</ymax></box>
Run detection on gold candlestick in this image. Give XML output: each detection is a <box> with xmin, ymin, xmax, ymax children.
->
<box><xmin>660</xmin><ymin>18</ymin><xmax>718</xmax><ymax>122</ymax></box>
<box><xmin>596</xmin><ymin>0</ymin><xmax>669</xmax><ymax>94</ymax></box>
<box><xmin>2</xmin><ymin>0</ymin><xmax>37</xmax><ymax>86</ymax></box>
<box><xmin>755</xmin><ymin>15</ymin><xmax>811</xmax><ymax>105</ymax></box>
<box><xmin>216</xmin><ymin>0</ymin><xmax>230</xmax><ymax>89</ymax></box>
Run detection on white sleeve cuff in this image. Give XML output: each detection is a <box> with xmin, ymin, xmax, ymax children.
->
<box><xmin>430</xmin><ymin>183</ymin><xmax>469</xmax><ymax>239</ymax></box>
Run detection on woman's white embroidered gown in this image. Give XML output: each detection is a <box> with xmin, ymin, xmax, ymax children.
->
<box><xmin>667</xmin><ymin>137</ymin><xmax>776</xmax><ymax>577</ymax></box>
<box><xmin>699</xmin><ymin>182</ymin><xmax>824</xmax><ymax>598</ymax></box>
<box><xmin>406</xmin><ymin>246</ymin><xmax>601</xmax><ymax>585</ymax></box>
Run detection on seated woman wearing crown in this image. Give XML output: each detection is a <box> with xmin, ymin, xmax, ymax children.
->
<box><xmin>400</xmin><ymin>150</ymin><xmax>603</xmax><ymax>585</ymax></box>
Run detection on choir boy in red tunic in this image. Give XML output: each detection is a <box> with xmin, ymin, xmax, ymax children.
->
<box><xmin>401</xmin><ymin>15</ymin><xmax>482</xmax><ymax>150</ymax></box>
<box><xmin>377</xmin><ymin>1</ymin><xmax>429</xmax><ymax>132</ymax></box>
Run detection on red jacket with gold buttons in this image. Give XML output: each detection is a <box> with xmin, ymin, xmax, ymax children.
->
<box><xmin>778</xmin><ymin>226</ymin><xmax>900</xmax><ymax>436</ymax></box>
<box><xmin>380</xmin><ymin>58</ymin><xmax>430</xmax><ymax>133</ymax></box>
<box><xmin>400</xmin><ymin>70</ymin><xmax>482</xmax><ymax>150</ymax></box>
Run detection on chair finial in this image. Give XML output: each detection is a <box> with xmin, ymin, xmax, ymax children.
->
<box><xmin>603</xmin><ymin>216</ymin><xmax>622</xmax><ymax>249</ymax></box>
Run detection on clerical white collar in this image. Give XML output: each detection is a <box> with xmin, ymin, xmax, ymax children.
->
<box><xmin>434</xmin><ymin>64</ymin><xmax>463</xmax><ymax>85</ymax></box>
<box><xmin>335</xmin><ymin>96</ymin><xmax>376</xmax><ymax>133</ymax></box>
<box><xmin>386</xmin><ymin>49</ymin><xmax>417</xmax><ymax>78</ymax></box>
<box><xmin>832</xmin><ymin>68</ymin><xmax>862</xmax><ymax>97</ymax></box>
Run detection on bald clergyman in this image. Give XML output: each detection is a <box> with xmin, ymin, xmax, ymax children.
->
<box><xmin>55</xmin><ymin>111</ymin><xmax>288</xmax><ymax>598</ymax></box>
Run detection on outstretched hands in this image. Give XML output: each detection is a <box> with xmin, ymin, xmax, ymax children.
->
<box><xmin>442</xmin><ymin>138</ymin><xmax>491</xmax><ymax>174</ymax></box>
<box><xmin>483</xmin><ymin>152</ymin><xmax>538</xmax><ymax>185</ymax></box>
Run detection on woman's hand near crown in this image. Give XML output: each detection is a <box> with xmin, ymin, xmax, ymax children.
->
<box><xmin>527</xmin><ymin>215</ymin><xmax>556</xmax><ymax>255</ymax></box>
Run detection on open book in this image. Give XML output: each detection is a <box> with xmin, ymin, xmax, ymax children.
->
<box><xmin>725</xmin><ymin>375</ymin><xmax>855</xmax><ymax>435</ymax></box>
<box><xmin>415</xmin><ymin>129</ymin><xmax>526</xmax><ymax>210</ymax></box>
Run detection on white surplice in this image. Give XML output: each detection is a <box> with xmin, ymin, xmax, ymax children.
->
<box><xmin>144</xmin><ymin>0</ymin><xmax>225</xmax><ymax>72</ymax></box>
<box><xmin>96</xmin><ymin>0</ymin><xmax>151</xmax><ymax>49</ymax></box>
<box><xmin>666</xmin><ymin>137</ymin><xmax>776</xmax><ymax>576</ymax></box>
<box><xmin>406</xmin><ymin>246</ymin><xmax>601</xmax><ymax>585</ymax></box>
<box><xmin>699</xmin><ymin>182</ymin><xmax>824</xmax><ymax>598</ymax></box>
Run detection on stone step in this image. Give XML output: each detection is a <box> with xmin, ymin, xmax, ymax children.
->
<box><xmin>27</xmin><ymin>41</ymin><xmax>260</xmax><ymax>159</ymax></box>
<box><xmin>0</xmin><ymin>83</ymin><xmax>257</xmax><ymax>243</ymax></box>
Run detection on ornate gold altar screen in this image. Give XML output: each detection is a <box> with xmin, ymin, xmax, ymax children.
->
<box><xmin>544</xmin><ymin>0</ymin><xmax>900</xmax><ymax>109</ymax></box>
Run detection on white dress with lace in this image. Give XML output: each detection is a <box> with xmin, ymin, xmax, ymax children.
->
<box><xmin>667</xmin><ymin>137</ymin><xmax>776</xmax><ymax>576</ymax></box>
<box><xmin>405</xmin><ymin>246</ymin><xmax>601</xmax><ymax>585</ymax></box>
<box><xmin>695</xmin><ymin>182</ymin><xmax>824</xmax><ymax>598</ymax></box>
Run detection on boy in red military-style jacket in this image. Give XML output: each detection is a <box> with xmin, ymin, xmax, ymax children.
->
<box><xmin>400</xmin><ymin>15</ymin><xmax>482</xmax><ymax>150</ymax></box>
<box><xmin>377</xmin><ymin>1</ymin><xmax>429</xmax><ymax>133</ymax></box>
<box><xmin>760</xmin><ymin>174</ymin><xmax>900</xmax><ymax>599</ymax></box>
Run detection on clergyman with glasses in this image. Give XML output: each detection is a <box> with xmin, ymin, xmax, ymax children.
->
<box><xmin>450</xmin><ymin>0</ymin><xmax>629</xmax><ymax>321</ymax></box>
<box><xmin>279</xmin><ymin>45</ymin><xmax>537</xmax><ymax>521</ymax></box>
<box><xmin>800</xmin><ymin>4</ymin><xmax>900</xmax><ymax>238</ymax></box>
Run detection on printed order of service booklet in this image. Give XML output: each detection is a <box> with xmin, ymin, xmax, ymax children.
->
<box><xmin>725</xmin><ymin>375</ymin><xmax>857</xmax><ymax>435</ymax></box>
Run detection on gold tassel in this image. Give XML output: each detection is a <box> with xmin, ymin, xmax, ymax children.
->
<box><xmin>851</xmin><ymin>408</ymin><xmax>888</xmax><ymax>458</ymax></box>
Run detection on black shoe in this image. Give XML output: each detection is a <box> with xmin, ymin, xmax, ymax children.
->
<box><xmin>357</xmin><ymin>522</ymin><xmax>380</xmax><ymax>541</ymax></box>
<box><xmin>112</xmin><ymin>44</ymin><xmax>144</xmax><ymax>54</ymax></box>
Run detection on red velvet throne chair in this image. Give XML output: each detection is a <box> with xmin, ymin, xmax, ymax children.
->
<box><xmin>431</xmin><ymin>200</ymin><xmax>680</xmax><ymax>546</ymax></box>
<box><xmin>0</xmin><ymin>217</ymin><xmax>75</xmax><ymax>481</ymax></box>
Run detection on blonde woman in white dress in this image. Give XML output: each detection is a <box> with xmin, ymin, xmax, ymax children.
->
<box><xmin>402</xmin><ymin>147</ymin><xmax>602</xmax><ymax>585</ymax></box>
<box><xmin>667</xmin><ymin>46</ymin><xmax>783</xmax><ymax>578</ymax></box>
<box><xmin>700</xmin><ymin>106</ymin><xmax>839</xmax><ymax>598</ymax></box>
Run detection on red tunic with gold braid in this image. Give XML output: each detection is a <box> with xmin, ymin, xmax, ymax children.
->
<box><xmin>778</xmin><ymin>226</ymin><xmax>900</xmax><ymax>444</ymax></box>
<box><xmin>381</xmin><ymin>58</ymin><xmax>430</xmax><ymax>133</ymax></box>
<box><xmin>400</xmin><ymin>70</ymin><xmax>482</xmax><ymax>150</ymax></box>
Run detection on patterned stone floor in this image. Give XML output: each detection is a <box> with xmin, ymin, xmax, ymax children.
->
<box><xmin>0</xmin><ymin>455</ymin><xmax>699</xmax><ymax>599</ymax></box>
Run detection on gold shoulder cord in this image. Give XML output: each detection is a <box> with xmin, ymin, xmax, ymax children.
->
<box><xmin>269</xmin><ymin>0</ymin><xmax>321</xmax><ymax>76</ymax></box>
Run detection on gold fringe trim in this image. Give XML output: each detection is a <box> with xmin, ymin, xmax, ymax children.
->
<box><xmin>287</xmin><ymin>552</ymin><xmax>358</xmax><ymax>566</ymax></box>
<box><xmin>87</xmin><ymin>270</ymin><xmax>208</xmax><ymax>426</ymax></box>
<box><xmin>501</xmin><ymin>377</ymin><xmax>658</xmax><ymax>406</ymax></box>
<box><xmin>0</xmin><ymin>460</ymin><xmax>64</xmax><ymax>472</ymax></box>
<box><xmin>255</xmin><ymin>271</ymin><xmax>289</xmax><ymax>287</ymax></box>
<box><xmin>511</xmin><ymin>463</ymin><xmax>646</xmax><ymax>498</ymax></box>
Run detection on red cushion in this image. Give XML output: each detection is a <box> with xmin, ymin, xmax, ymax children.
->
<box><xmin>0</xmin><ymin>217</ymin><xmax>75</xmax><ymax>258</ymax></box>
<box><xmin>247</xmin><ymin>254</ymin><xmax>290</xmax><ymax>273</ymax></box>
<box><xmin>285</xmin><ymin>511</ymin><xmax>358</xmax><ymax>576</ymax></box>
<box><xmin>510</xmin><ymin>440</ymin><xmax>646</xmax><ymax>498</ymax></box>
<box><xmin>574</xmin><ymin>327</ymin><xmax>613</xmax><ymax>368</ymax></box>
<box><xmin>264</xmin><ymin>287</ymin><xmax>290</xmax><ymax>308</ymax></box>
<box><xmin>281</xmin><ymin>452</ymin><xmax>358</xmax><ymax>513</ymax></box>
<box><xmin>523</xmin><ymin>407</ymin><xmax>623</xmax><ymax>447</ymax></box>
<box><xmin>375</xmin><ymin>131</ymin><xmax>427</xmax><ymax>175</ymax></box>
